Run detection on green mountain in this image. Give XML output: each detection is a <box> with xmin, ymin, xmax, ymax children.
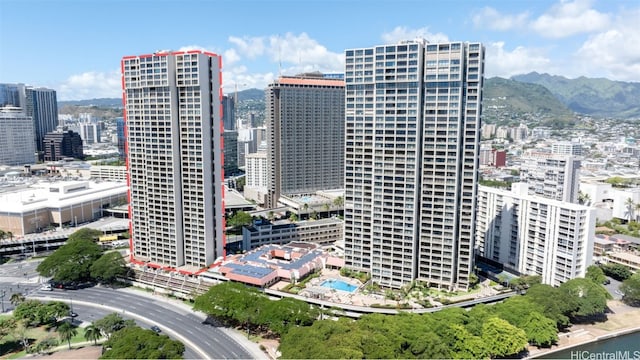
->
<box><xmin>483</xmin><ymin>77</ymin><xmax>574</xmax><ymax>127</ymax></box>
<box><xmin>511</xmin><ymin>72</ymin><xmax>640</xmax><ymax>119</ymax></box>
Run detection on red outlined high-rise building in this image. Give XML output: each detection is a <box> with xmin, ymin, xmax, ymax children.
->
<box><xmin>121</xmin><ymin>50</ymin><xmax>225</xmax><ymax>274</ymax></box>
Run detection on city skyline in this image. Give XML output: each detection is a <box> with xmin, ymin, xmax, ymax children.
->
<box><xmin>1</xmin><ymin>0</ymin><xmax>638</xmax><ymax>101</ymax></box>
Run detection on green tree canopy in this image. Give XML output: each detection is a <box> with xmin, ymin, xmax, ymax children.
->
<box><xmin>13</xmin><ymin>300</ymin><xmax>69</xmax><ymax>326</ymax></box>
<box><xmin>586</xmin><ymin>265</ymin><xmax>607</xmax><ymax>284</ymax></box>
<box><xmin>226</xmin><ymin>211</ymin><xmax>253</xmax><ymax>228</ymax></box>
<box><xmin>620</xmin><ymin>273</ymin><xmax>640</xmax><ymax>307</ymax></box>
<box><xmin>90</xmin><ymin>251</ymin><xmax>128</xmax><ymax>284</ymax></box>
<box><xmin>101</xmin><ymin>327</ymin><xmax>185</xmax><ymax>359</ymax></box>
<box><xmin>94</xmin><ymin>313</ymin><xmax>135</xmax><ymax>339</ymax></box>
<box><xmin>84</xmin><ymin>323</ymin><xmax>103</xmax><ymax>345</ymax></box>
<box><xmin>521</xmin><ymin>311</ymin><xmax>559</xmax><ymax>347</ymax></box>
<box><xmin>68</xmin><ymin>228</ymin><xmax>103</xmax><ymax>242</ymax></box>
<box><xmin>36</xmin><ymin>237</ymin><xmax>103</xmax><ymax>282</ymax></box>
<box><xmin>601</xmin><ymin>263</ymin><xmax>632</xmax><ymax>281</ymax></box>
<box><xmin>559</xmin><ymin>278</ymin><xmax>611</xmax><ymax>321</ymax></box>
<box><xmin>481</xmin><ymin>317</ymin><xmax>528</xmax><ymax>358</ymax></box>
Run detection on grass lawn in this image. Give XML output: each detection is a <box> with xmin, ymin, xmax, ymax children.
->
<box><xmin>1</xmin><ymin>322</ymin><xmax>90</xmax><ymax>359</ymax></box>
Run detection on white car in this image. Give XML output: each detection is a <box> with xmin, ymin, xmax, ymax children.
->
<box><xmin>41</xmin><ymin>284</ymin><xmax>53</xmax><ymax>291</ymax></box>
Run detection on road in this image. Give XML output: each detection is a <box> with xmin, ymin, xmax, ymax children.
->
<box><xmin>1</xmin><ymin>260</ymin><xmax>263</xmax><ymax>360</ymax></box>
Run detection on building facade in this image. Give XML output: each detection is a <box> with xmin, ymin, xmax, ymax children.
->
<box><xmin>122</xmin><ymin>50</ymin><xmax>225</xmax><ymax>273</ymax></box>
<box><xmin>43</xmin><ymin>130</ymin><xmax>84</xmax><ymax>161</ymax></box>
<box><xmin>265</xmin><ymin>73</ymin><xmax>345</xmax><ymax>208</ymax></box>
<box><xmin>475</xmin><ymin>183</ymin><xmax>595</xmax><ymax>286</ymax></box>
<box><xmin>79</xmin><ymin>122</ymin><xmax>101</xmax><ymax>144</ymax></box>
<box><xmin>222</xmin><ymin>130</ymin><xmax>239</xmax><ymax>176</ymax></box>
<box><xmin>222</xmin><ymin>95</ymin><xmax>235</xmax><ymax>131</ymax></box>
<box><xmin>244</xmin><ymin>150</ymin><xmax>268</xmax><ymax>204</ymax></box>
<box><xmin>519</xmin><ymin>153</ymin><xmax>581</xmax><ymax>203</ymax></box>
<box><xmin>0</xmin><ymin>107</ymin><xmax>36</xmax><ymax>165</ymax></box>
<box><xmin>116</xmin><ymin>117</ymin><xmax>126</xmax><ymax>160</ymax></box>
<box><xmin>344</xmin><ymin>40</ymin><xmax>484</xmax><ymax>289</ymax></box>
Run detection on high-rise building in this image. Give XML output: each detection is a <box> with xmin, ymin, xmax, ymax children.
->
<box><xmin>519</xmin><ymin>153</ymin><xmax>580</xmax><ymax>203</ymax></box>
<box><xmin>344</xmin><ymin>40</ymin><xmax>484</xmax><ymax>290</ymax></box>
<box><xmin>0</xmin><ymin>107</ymin><xmax>36</xmax><ymax>165</ymax></box>
<box><xmin>244</xmin><ymin>150</ymin><xmax>269</xmax><ymax>204</ymax></box>
<box><xmin>116</xmin><ymin>117</ymin><xmax>126</xmax><ymax>161</ymax></box>
<box><xmin>476</xmin><ymin>183</ymin><xmax>594</xmax><ymax>286</ymax></box>
<box><xmin>79</xmin><ymin>122</ymin><xmax>101</xmax><ymax>144</ymax></box>
<box><xmin>222</xmin><ymin>95</ymin><xmax>235</xmax><ymax>130</ymax></box>
<box><xmin>0</xmin><ymin>84</ymin><xmax>59</xmax><ymax>159</ymax></box>
<box><xmin>43</xmin><ymin>129</ymin><xmax>84</xmax><ymax>161</ymax></box>
<box><xmin>122</xmin><ymin>50</ymin><xmax>225</xmax><ymax>273</ymax></box>
<box><xmin>265</xmin><ymin>72</ymin><xmax>345</xmax><ymax>208</ymax></box>
<box><xmin>552</xmin><ymin>141</ymin><xmax>582</xmax><ymax>156</ymax></box>
<box><xmin>222</xmin><ymin>130</ymin><xmax>239</xmax><ymax>176</ymax></box>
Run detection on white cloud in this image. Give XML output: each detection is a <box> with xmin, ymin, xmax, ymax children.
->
<box><xmin>472</xmin><ymin>7</ymin><xmax>530</xmax><ymax>31</ymax></box>
<box><xmin>57</xmin><ymin>70</ymin><xmax>121</xmax><ymax>101</ymax></box>
<box><xmin>264</xmin><ymin>32</ymin><xmax>343</xmax><ymax>71</ymax></box>
<box><xmin>530</xmin><ymin>0</ymin><xmax>610</xmax><ymax>38</ymax></box>
<box><xmin>485</xmin><ymin>42</ymin><xmax>553</xmax><ymax>78</ymax></box>
<box><xmin>574</xmin><ymin>8</ymin><xmax>640</xmax><ymax>81</ymax></box>
<box><xmin>228</xmin><ymin>36</ymin><xmax>266</xmax><ymax>59</ymax></box>
<box><xmin>381</xmin><ymin>26</ymin><xmax>449</xmax><ymax>44</ymax></box>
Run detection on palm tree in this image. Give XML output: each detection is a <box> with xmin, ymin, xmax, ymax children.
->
<box><xmin>578</xmin><ymin>191</ymin><xmax>591</xmax><ymax>206</ymax></box>
<box><xmin>57</xmin><ymin>321</ymin><xmax>78</xmax><ymax>349</ymax></box>
<box><xmin>624</xmin><ymin>197</ymin><xmax>635</xmax><ymax>222</ymax></box>
<box><xmin>635</xmin><ymin>202</ymin><xmax>640</xmax><ymax>222</ymax></box>
<box><xmin>83</xmin><ymin>323</ymin><xmax>102</xmax><ymax>345</ymax></box>
<box><xmin>10</xmin><ymin>293</ymin><xmax>25</xmax><ymax>306</ymax></box>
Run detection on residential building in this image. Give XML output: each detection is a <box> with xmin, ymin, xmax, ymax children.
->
<box><xmin>241</xmin><ymin>217</ymin><xmax>344</xmax><ymax>250</ymax></box>
<box><xmin>122</xmin><ymin>50</ymin><xmax>225</xmax><ymax>273</ymax></box>
<box><xmin>552</xmin><ymin>141</ymin><xmax>582</xmax><ymax>156</ymax></box>
<box><xmin>519</xmin><ymin>153</ymin><xmax>580</xmax><ymax>203</ymax></box>
<box><xmin>244</xmin><ymin>150</ymin><xmax>268</xmax><ymax>204</ymax></box>
<box><xmin>475</xmin><ymin>183</ymin><xmax>595</xmax><ymax>286</ymax></box>
<box><xmin>43</xmin><ymin>130</ymin><xmax>84</xmax><ymax>161</ymax></box>
<box><xmin>0</xmin><ymin>107</ymin><xmax>36</xmax><ymax>165</ymax></box>
<box><xmin>265</xmin><ymin>72</ymin><xmax>345</xmax><ymax>208</ymax></box>
<box><xmin>79</xmin><ymin>122</ymin><xmax>101</xmax><ymax>144</ymax></box>
<box><xmin>344</xmin><ymin>40</ymin><xmax>485</xmax><ymax>289</ymax></box>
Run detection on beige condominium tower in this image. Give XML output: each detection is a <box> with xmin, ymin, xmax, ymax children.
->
<box><xmin>121</xmin><ymin>50</ymin><xmax>225</xmax><ymax>274</ymax></box>
<box><xmin>344</xmin><ymin>40</ymin><xmax>485</xmax><ymax>290</ymax></box>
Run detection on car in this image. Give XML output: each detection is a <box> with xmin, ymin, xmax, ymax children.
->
<box><xmin>150</xmin><ymin>325</ymin><xmax>161</xmax><ymax>333</ymax></box>
<box><xmin>41</xmin><ymin>284</ymin><xmax>52</xmax><ymax>291</ymax></box>
<box><xmin>69</xmin><ymin>311</ymin><xmax>78</xmax><ymax>318</ymax></box>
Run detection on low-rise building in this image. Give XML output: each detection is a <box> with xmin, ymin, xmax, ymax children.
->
<box><xmin>242</xmin><ymin>217</ymin><xmax>343</xmax><ymax>251</ymax></box>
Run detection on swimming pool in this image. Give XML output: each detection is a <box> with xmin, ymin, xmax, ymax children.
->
<box><xmin>320</xmin><ymin>279</ymin><xmax>357</xmax><ymax>293</ymax></box>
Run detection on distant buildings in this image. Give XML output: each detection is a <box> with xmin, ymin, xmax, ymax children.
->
<box><xmin>343</xmin><ymin>40</ymin><xmax>485</xmax><ymax>290</ymax></box>
<box><xmin>43</xmin><ymin>129</ymin><xmax>84</xmax><ymax>161</ymax></box>
<box><xmin>79</xmin><ymin>122</ymin><xmax>101</xmax><ymax>144</ymax></box>
<box><xmin>222</xmin><ymin>130</ymin><xmax>239</xmax><ymax>176</ymax></box>
<box><xmin>265</xmin><ymin>72</ymin><xmax>345</xmax><ymax>208</ymax></box>
<box><xmin>244</xmin><ymin>150</ymin><xmax>268</xmax><ymax>204</ymax></box>
<box><xmin>0</xmin><ymin>107</ymin><xmax>36</xmax><ymax>165</ymax></box>
<box><xmin>116</xmin><ymin>117</ymin><xmax>126</xmax><ymax>161</ymax></box>
<box><xmin>122</xmin><ymin>50</ymin><xmax>225</xmax><ymax>273</ymax></box>
<box><xmin>222</xmin><ymin>95</ymin><xmax>235</xmax><ymax>131</ymax></box>
<box><xmin>475</xmin><ymin>183</ymin><xmax>595</xmax><ymax>286</ymax></box>
<box><xmin>0</xmin><ymin>83</ymin><xmax>59</xmax><ymax>160</ymax></box>
<box><xmin>519</xmin><ymin>153</ymin><xmax>580</xmax><ymax>203</ymax></box>
<box><xmin>552</xmin><ymin>141</ymin><xmax>582</xmax><ymax>156</ymax></box>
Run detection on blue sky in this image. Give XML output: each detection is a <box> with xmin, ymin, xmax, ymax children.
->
<box><xmin>1</xmin><ymin>0</ymin><xmax>638</xmax><ymax>100</ymax></box>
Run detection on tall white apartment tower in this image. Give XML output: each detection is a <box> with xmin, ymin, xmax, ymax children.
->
<box><xmin>121</xmin><ymin>50</ymin><xmax>225</xmax><ymax>273</ymax></box>
<box><xmin>344</xmin><ymin>40</ymin><xmax>485</xmax><ymax>289</ymax></box>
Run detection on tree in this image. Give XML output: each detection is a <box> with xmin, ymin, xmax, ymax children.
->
<box><xmin>13</xmin><ymin>300</ymin><xmax>69</xmax><ymax>326</ymax></box>
<box><xmin>90</xmin><ymin>251</ymin><xmax>128</xmax><ymax>284</ymax></box>
<box><xmin>620</xmin><ymin>273</ymin><xmax>640</xmax><ymax>307</ymax></box>
<box><xmin>101</xmin><ymin>327</ymin><xmax>185</xmax><ymax>359</ymax></box>
<box><xmin>84</xmin><ymin>323</ymin><xmax>102</xmax><ymax>345</ymax></box>
<box><xmin>521</xmin><ymin>311</ymin><xmax>558</xmax><ymax>347</ymax></box>
<box><xmin>481</xmin><ymin>317</ymin><xmax>528</xmax><ymax>358</ymax></box>
<box><xmin>578</xmin><ymin>191</ymin><xmax>592</xmax><ymax>206</ymax></box>
<box><xmin>559</xmin><ymin>278</ymin><xmax>611</xmax><ymax>321</ymax></box>
<box><xmin>57</xmin><ymin>321</ymin><xmax>78</xmax><ymax>349</ymax></box>
<box><xmin>34</xmin><ymin>336</ymin><xmax>58</xmax><ymax>355</ymax></box>
<box><xmin>10</xmin><ymin>292</ymin><xmax>26</xmax><ymax>306</ymax></box>
<box><xmin>585</xmin><ymin>265</ymin><xmax>607</xmax><ymax>285</ymax></box>
<box><xmin>94</xmin><ymin>313</ymin><xmax>134</xmax><ymax>339</ymax></box>
<box><xmin>36</xmin><ymin>237</ymin><xmax>103</xmax><ymax>282</ymax></box>
<box><xmin>625</xmin><ymin>197</ymin><xmax>635</xmax><ymax>222</ymax></box>
<box><xmin>67</xmin><ymin>228</ymin><xmax>103</xmax><ymax>242</ymax></box>
<box><xmin>0</xmin><ymin>317</ymin><xmax>16</xmax><ymax>342</ymax></box>
<box><xmin>226</xmin><ymin>211</ymin><xmax>253</xmax><ymax>228</ymax></box>
<box><xmin>602</xmin><ymin>263</ymin><xmax>632</xmax><ymax>281</ymax></box>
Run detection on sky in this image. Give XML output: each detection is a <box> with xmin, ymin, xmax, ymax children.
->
<box><xmin>1</xmin><ymin>0</ymin><xmax>639</xmax><ymax>101</ymax></box>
